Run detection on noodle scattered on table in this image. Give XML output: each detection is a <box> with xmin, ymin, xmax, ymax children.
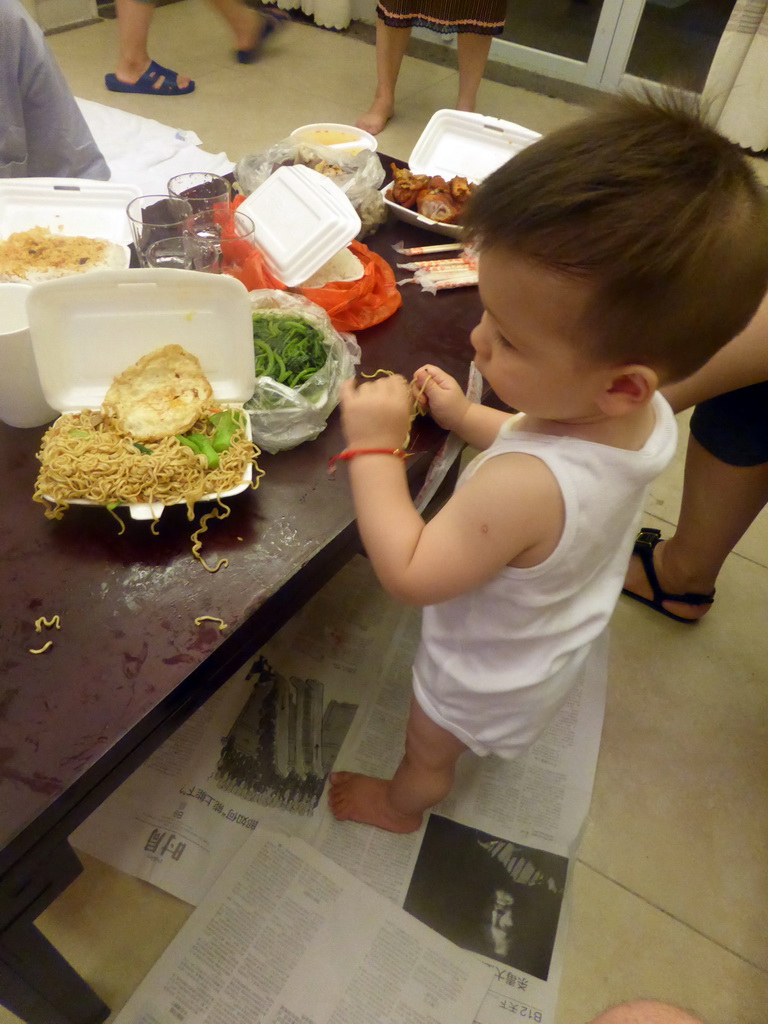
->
<box><xmin>34</xmin><ymin>615</ymin><xmax>61</xmax><ymax>632</ymax></box>
<box><xmin>191</xmin><ymin>502</ymin><xmax>231</xmax><ymax>572</ymax></box>
<box><xmin>194</xmin><ymin>616</ymin><xmax>228</xmax><ymax>630</ymax></box>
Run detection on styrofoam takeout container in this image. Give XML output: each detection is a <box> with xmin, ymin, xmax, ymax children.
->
<box><xmin>289</xmin><ymin>122</ymin><xmax>378</xmax><ymax>154</ymax></box>
<box><xmin>237</xmin><ymin>164</ymin><xmax>361</xmax><ymax>287</ymax></box>
<box><xmin>27</xmin><ymin>269</ymin><xmax>256</xmax><ymax>521</ymax></box>
<box><xmin>0</xmin><ymin>178</ymin><xmax>141</xmax><ymax>265</ymax></box>
<box><xmin>382</xmin><ymin>109</ymin><xmax>542</xmax><ymax>238</ymax></box>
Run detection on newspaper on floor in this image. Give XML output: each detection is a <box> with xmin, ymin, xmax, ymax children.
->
<box><xmin>72</xmin><ymin>554</ymin><xmax>404</xmax><ymax>903</ymax></box>
<box><xmin>112</xmin><ymin>830</ymin><xmax>491</xmax><ymax>1024</ymax></box>
<box><xmin>74</xmin><ymin>553</ymin><xmax>607</xmax><ymax>1024</ymax></box>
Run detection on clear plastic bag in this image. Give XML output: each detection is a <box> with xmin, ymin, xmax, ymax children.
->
<box><xmin>245</xmin><ymin>290</ymin><xmax>361</xmax><ymax>453</ymax></box>
<box><xmin>235</xmin><ymin>139</ymin><xmax>387</xmax><ymax>238</ymax></box>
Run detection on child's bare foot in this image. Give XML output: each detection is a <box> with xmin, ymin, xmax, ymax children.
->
<box><xmin>356</xmin><ymin>101</ymin><xmax>394</xmax><ymax>136</ymax></box>
<box><xmin>328</xmin><ymin>772</ymin><xmax>423</xmax><ymax>833</ymax></box>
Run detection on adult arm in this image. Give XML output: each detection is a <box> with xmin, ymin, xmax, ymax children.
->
<box><xmin>0</xmin><ymin>0</ymin><xmax>109</xmax><ymax>179</ymax></box>
<box><xmin>662</xmin><ymin>290</ymin><xmax>768</xmax><ymax>412</ymax></box>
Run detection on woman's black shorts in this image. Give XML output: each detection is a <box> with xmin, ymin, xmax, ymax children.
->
<box><xmin>690</xmin><ymin>380</ymin><xmax>768</xmax><ymax>467</ymax></box>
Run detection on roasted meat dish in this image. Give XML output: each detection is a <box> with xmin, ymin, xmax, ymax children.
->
<box><xmin>385</xmin><ymin>164</ymin><xmax>477</xmax><ymax>225</ymax></box>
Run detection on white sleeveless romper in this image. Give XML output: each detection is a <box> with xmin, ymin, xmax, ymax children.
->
<box><xmin>412</xmin><ymin>393</ymin><xmax>678</xmax><ymax>757</ymax></box>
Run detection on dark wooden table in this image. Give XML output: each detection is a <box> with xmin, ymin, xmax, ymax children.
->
<box><xmin>0</xmin><ymin>199</ymin><xmax>482</xmax><ymax>1024</ymax></box>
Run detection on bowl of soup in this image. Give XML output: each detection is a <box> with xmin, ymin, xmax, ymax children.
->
<box><xmin>289</xmin><ymin>122</ymin><xmax>377</xmax><ymax>155</ymax></box>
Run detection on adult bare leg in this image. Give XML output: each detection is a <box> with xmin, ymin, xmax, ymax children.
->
<box><xmin>456</xmin><ymin>31</ymin><xmax>493</xmax><ymax>111</ymax></box>
<box><xmin>624</xmin><ymin>435</ymin><xmax>768</xmax><ymax>620</ymax></box>
<box><xmin>205</xmin><ymin>0</ymin><xmax>264</xmax><ymax>53</ymax></box>
<box><xmin>356</xmin><ymin>21</ymin><xmax>412</xmax><ymax>135</ymax></box>
<box><xmin>329</xmin><ymin>698</ymin><xmax>468</xmax><ymax>833</ymax></box>
<box><xmin>113</xmin><ymin>0</ymin><xmax>192</xmax><ymax>89</ymax></box>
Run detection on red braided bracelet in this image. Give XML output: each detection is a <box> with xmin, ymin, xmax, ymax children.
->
<box><xmin>328</xmin><ymin>447</ymin><xmax>409</xmax><ymax>476</ymax></box>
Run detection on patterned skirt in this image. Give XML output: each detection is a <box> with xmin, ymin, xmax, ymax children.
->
<box><xmin>376</xmin><ymin>1</ymin><xmax>507</xmax><ymax>36</ymax></box>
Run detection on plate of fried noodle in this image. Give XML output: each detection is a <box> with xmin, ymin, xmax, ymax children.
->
<box><xmin>33</xmin><ymin>342</ymin><xmax>265</xmax><ymax>570</ymax></box>
<box><xmin>34</xmin><ymin>405</ymin><xmax>261</xmax><ymax>518</ymax></box>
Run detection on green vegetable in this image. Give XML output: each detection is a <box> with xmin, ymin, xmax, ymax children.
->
<box><xmin>69</xmin><ymin>428</ymin><xmax>90</xmax><ymax>439</ymax></box>
<box><xmin>177</xmin><ymin>433</ymin><xmax>219</xmax><ymax>469</ymax></box>
<box><xmin>254</xmin><ymin>339</ymin><xmax>275</xmax><ymax>379</ymax></box>
<box><xmin>251</xmin><ymin>312</ymin><xmax>327</xmax><ymax>389</ymax></box>
<box><xmin>133</xmin><ymin>442</ymin><xmax>153</xmax><ymax>455</ymax></box>
<box><xmin>209</xmin><ymin>410</ymin><xmax>242</xmax><ymax>453</ymax></box>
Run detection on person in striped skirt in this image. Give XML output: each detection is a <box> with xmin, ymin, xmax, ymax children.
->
<box><xmin>357</xmin><ymin>1</ymin><xmax>506</xmax><ymax>135</ymax></box>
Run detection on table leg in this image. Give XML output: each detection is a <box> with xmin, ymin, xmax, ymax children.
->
<box><xmin>0</xmin><ymin>843</ymin><xmax>109</xmax><ymax>1024</ymax></box>
<box><xmin>0</xmin><ymin>919</ymin><xmax>109</xmax><ymax>1024</ymax></box>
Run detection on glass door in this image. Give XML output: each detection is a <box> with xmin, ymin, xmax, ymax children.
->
<box><xmin>488</xmin><ymin>0</ymin><xmax>733</xmax><ymax>93</ymax></box>
<box><xmin>609</xmin><ymin>0</ymin><xmax>732</xmax><ymax>92</ymax></box>
<box><xmin>489</xmin><ymin>0</ymin><xmax>626</xmax><ymax>87</ymax></box>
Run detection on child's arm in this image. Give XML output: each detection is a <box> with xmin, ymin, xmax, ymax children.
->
<box><xmin>339</xmin><ymin>376</ymin><xmax>563</xmax><ymax>606</ymax></box>
<box><xmin>413</xmin><ymin>364</ymin><xmax>513</xmax><ymax>450</ymax></box>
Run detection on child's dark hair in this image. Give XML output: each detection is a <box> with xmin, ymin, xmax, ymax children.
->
<box><xmin>464</xmin><ymin>90</ymin><xmax>768</xmax><ymax>382</ymax></box>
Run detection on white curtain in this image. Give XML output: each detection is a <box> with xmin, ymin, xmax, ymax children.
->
<box><xmin>702</xmin><ymin>0</ymin><xmax>768</xmax><ymax>152</ymax></box>
<box><xmin>273</xmin><ymin>0</ymin><xmax>352</xmax><ymax>30</ymax></box>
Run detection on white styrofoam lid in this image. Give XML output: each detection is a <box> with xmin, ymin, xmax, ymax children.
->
<box><xmin>408</xmin><ymin>109</ymin><xmax>541</xmax><ymax>183</ymax></box>
<box><xmin>0</xmin><ymin>177</ymin><xmax>142</xmax><ymax>246</ymax></box>
<box><xmin>238</xmin><ymin>164</ymin><xmax>361</xmax><ymax>287</ymax></box>
<box><xmin>27</xmin><ymin>269</ymin><xmax>256</xmax><ymax>413</ymax></box>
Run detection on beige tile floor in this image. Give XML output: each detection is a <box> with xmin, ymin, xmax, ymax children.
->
<box><xmin>4</xmin><ymin>5</ymin><xmax>768</xmax><ymax>1022</ymax></box>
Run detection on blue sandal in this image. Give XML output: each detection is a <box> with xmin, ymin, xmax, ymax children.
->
<box><xmin>105</xmin><ymin>60</ymin><xmax>195</xmax><ymax>96</ymax></box>
<box><xmin>621</xmin><ymin>527</ymin><xmax>715</xmax><ymax>624</ymax></box>
<box><xmin>236</xmin><ymin>8</ymin><xmax>291</xmax><ymax>64</ymax></box>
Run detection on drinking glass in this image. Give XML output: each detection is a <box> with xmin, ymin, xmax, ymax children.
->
<box><xmin>126</xmin><ymin>195</ymin><xmax>193</xmax><ymax>267</ymax></box>
<box><xmin>144</xmin><ymin>235</ymin><xmax>220</xmax><ymax>272</ymax></box>
<box><xmin>187</xmin><ymin>209</ymin><xmax>257</xmax><ymax>276</ymax></box>
<box><xmin>167</xmin><ymin>172</ymin><xmax>231</xmax><ymax>213</ymax></box>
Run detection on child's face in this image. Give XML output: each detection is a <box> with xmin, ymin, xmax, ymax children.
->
<box><xmin>471</xmin><ymin>247</ymin><xmax>609</xmax><ymax>422</ymax></box>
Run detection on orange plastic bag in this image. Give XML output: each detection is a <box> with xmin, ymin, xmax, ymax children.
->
<box><xmin>225</xmin><ymin>246</ymin><xmax>287</xmax><ymax>292</ymax></box>
<box><xmin>226</xmin><ymin>200</ymin><xmax>401</xmax><ymax>331</ymax></box>
<box><xmin>297</xmin><ymin>241</ymin><xmax>402</xmax><ymax>332</ymax></box>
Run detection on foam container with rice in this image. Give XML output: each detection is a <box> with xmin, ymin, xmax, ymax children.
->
<box><xmin>28</xmin><ymin>269</ymin><xmax>257</xmax><ymax>521</ymax></box>
<box><xmin>0</xmin><ymin>178</ymin><xmax>140</xmax><ymax>281</ymax></box>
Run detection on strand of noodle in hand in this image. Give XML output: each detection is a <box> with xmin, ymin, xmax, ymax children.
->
<box><xmin>359</xmin><ymin>369</ymin><xmax>431</xmax><ymax>450</ymax></box>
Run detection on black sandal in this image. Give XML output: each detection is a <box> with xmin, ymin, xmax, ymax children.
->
<box><xmin>621</xmin><ymin>527</ymin><xmax>714</xmax><ymax>624</ymax></box>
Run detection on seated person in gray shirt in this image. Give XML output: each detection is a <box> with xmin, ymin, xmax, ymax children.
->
<box><xmin>1</xmin><ymin>0</ymin><xmax>109</xmax><ymax>179</ymax></box>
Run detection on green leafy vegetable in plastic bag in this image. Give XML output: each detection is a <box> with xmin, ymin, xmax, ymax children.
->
<box><xmin>252</xmin><ymin>314</ymin><xmax>327</xmax><ymax>388</ymax></box>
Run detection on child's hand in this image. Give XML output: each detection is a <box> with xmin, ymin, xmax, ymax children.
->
<box><xmin>412</xmin><ymin>365</ymin><xmax>471</xmax><ymax>431</ymax></box>
<box><xmin>339</xmin><ymin>375</ymin><xmax>412</xmax><ymax>451</ymax></box>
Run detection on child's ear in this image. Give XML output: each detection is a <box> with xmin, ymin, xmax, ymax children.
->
<box><xmin>597</xmin><ymin>365</ymin><xmax>658</xmax><ymax>417</ymax></box>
